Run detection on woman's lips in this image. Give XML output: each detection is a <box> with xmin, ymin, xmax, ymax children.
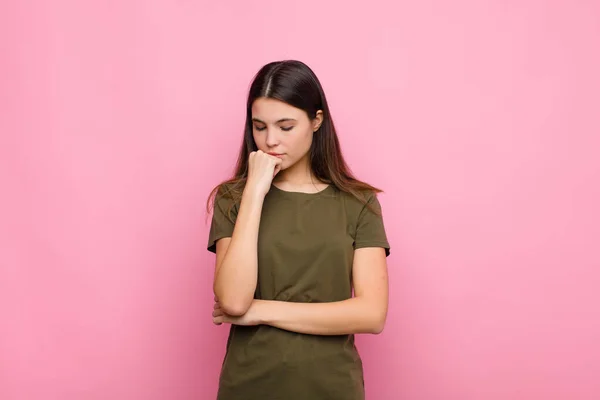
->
<box><xmin>268</xmin><ymin>153</ymin><xmax>284</xmax><ymax>158</ymax></box>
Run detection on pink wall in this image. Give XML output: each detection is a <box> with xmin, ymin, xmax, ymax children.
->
<box><xmin>2</xmin><ymin>1</ymin><xmax>599</xmax><ymax>399</ymax></box>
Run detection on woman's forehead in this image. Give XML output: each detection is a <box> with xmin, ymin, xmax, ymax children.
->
<box><xmin>251</xmin><ymin>97</ymin><xmax>305</xmax><ymax>121</ymax></box>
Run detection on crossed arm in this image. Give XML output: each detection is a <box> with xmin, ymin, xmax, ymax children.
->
<box><xmin>212</xmin><ymin>237</ymin><xmax>389</xmax><ymax>335</ymax></box>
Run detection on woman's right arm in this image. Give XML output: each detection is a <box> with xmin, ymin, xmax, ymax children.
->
<box><xmin>213</xmin><ymin>189</ymin><xmax>265</xmax><ymax>316</ymax></box>
<box><xmin>212</xmin><ymin>151</ymin><xmax>282</xmax><ymax>316</ymax></box>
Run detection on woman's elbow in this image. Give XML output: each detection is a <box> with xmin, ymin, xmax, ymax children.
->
<box><xmin>368</xmin><ymin>313</ymin><xmax>387</xmax><ymax>334</ymax></box>
<box><xmin>213</xmin><ymin>285</ymin><xmax>252</xmax><ymax>316</ymax></box>
<box><xmin>219</xmin><ymin>297</ymin><xmax>252</xmax><ymax>317</ymax></box>
<box><xmin>370</xmin><ymin>321</ymin><xmax>385</xmax><ymax>334</ymax></box>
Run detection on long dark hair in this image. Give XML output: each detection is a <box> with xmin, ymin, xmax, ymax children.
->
<box><xmin>206</xmin><ymin>60</ymin><xmax>382</xmax><ymax>216</ymax></box>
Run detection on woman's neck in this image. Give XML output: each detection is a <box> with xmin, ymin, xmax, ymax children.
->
<box><xmin>273</xmin><ymin>156</ymin><xmax>326</xmax><ymax>190</ymax></box>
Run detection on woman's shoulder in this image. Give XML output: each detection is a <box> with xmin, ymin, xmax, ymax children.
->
<box><xmin>212</xmin><ymin>180</ymin><xmax>245</xmax><ymax>212</ymax></box>
<box><xmin>215</xmin><ymin>180</ymin><xmax>245</xmax><ymax>198</ymax></box>
<box><xmin>332</xmin><ymin>186</ymin><xmax>381</xmax><ymax>218</ymax></box>
<box><xmin>335</xmin><ymin>185</ymin><xmax>379</xmax><ymax>204</ymax></box>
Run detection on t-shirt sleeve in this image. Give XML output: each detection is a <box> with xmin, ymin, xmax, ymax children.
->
<box><xmin>207</xmin><ymin>188</ymin><xmax>239</xmax><ymax>254</ymax></box>
<box><xmin>354</xmin><ymin>192</ymin><xmax>391</xmax><ymax>257</ymax></box>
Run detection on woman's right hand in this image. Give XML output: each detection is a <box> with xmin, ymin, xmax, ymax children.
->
<box><xmin>245</xmin><ymin>150</ymin><xmax>283</xmax><ymax>198</ymax></box>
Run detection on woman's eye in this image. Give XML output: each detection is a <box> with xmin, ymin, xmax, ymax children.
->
<box><xmin>254</xmin><ymin>126</ymin><xmax>266</xmax><ymax>131</ymax></box>
<box><xmin>281</xmin><ymin>126</ymin><xmax>293</xmax><ymax>132</ymax></box>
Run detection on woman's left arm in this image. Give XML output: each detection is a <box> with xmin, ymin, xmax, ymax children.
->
<box><xmin>213</xmin><ymin>247</ymin><xmax>389</xmax><ymax>335</ymax></box>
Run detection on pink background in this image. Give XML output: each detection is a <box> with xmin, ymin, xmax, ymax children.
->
<box><xmin>2</xmin><ymin>1</ymin><xmax>599</xmax><ymax>399</ymax></box>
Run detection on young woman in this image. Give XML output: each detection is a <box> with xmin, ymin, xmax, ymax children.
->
<box><xmin>207</xmin><ymin>60</ymin><xmax>390</xmax><ymax>400</ymax></box>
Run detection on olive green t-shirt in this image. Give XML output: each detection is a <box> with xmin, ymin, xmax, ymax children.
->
<box><xmin>207</xmin><ymin>182</ymin><xmax>390</xmax><ymax>400</ymax></box>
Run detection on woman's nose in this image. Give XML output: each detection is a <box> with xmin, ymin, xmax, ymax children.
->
<box><xmin>265</xmin><ymin>129</ymin><xmax>279</xmax><ymax>146</ymax></box>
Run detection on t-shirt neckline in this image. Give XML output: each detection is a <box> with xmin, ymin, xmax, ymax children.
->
<box><xmin>270</xmin><ymin>182</ymin><xmax>333</xmax><ymax>196</ymax></box>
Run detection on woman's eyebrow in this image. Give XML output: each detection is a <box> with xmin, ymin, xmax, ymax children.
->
<box><xmin>252</xmin><ymin>118</ymin><xmax>297</xmax><ymax>123</ymax></box>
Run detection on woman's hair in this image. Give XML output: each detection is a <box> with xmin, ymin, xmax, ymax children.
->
<box><xmin>206</xmin><ymin>59</ymin><xmax>382</xmax><ymax>217</ymax></box>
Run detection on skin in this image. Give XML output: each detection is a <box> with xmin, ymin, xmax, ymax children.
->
<box><xmin>212</xmin><ymin>97</ymin><xmax>389</xmax><ymax>335</ymax></box>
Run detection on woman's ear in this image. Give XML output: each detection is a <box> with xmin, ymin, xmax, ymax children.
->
<box><xmin>313</xmin><ymin>110</ymin><xmax>324</xmax><ymax>132</ymax></box>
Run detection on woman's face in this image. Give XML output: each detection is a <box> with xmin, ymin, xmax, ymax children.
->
<box><xmin>251</xmin><ymin>97</ymin><xmax>322</xmax><ymax>171</ymax></box>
